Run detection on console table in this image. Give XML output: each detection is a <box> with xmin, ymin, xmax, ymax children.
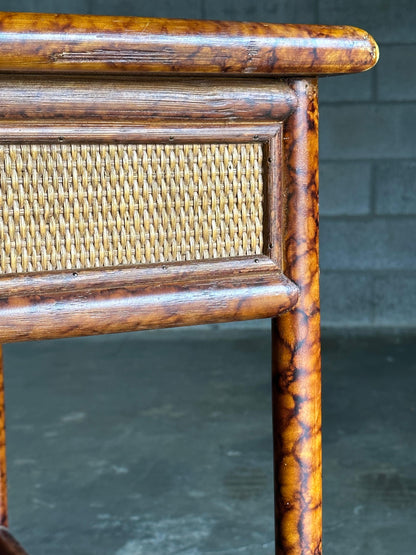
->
<box><xmin>0</xmin><ymin>12</ymin><xmax>378</xmax><ymax>554</ymax></box>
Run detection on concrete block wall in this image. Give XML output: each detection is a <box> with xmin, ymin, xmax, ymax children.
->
<box><xmin>0</xmin><ymin>0</ymin><xmax>414</xmax><ymax>330</ymax></box>
<box><xmin>317</xmin><ymin>0</ymin><xmax>416</xmax><ymax>329</ymax></box>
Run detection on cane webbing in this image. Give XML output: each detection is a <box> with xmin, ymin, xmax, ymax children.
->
<box><xmin>0</xmin><ymin>143</ymin><xmax>263</xmax><ymax>274</ymax></box>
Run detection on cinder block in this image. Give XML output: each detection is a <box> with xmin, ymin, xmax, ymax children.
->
<box><xmin>318</xmin><ymin>0</ymin><xmax>416</xmax><ymax>44</ymax></box>
<box><xmin>377</xmin><ymin>46</ymin><xmax>416</xmax><ymax>101</ymax></box>
<box><xmin>89</xmin><ymin>0</ymin><xmax>203</xmax><ymax>18</ymax></box>
<box><xmin>201</xmin><ymin>0</ymin><xmax>316</xmax><ymax>23</ymax></box>
<box><xmin>375</xmin><ymin>161</ymin><xmax>416</xmax><ymax>215</ymax></box>
<box><xmin>320</xmin><ymin>270</ymin><xmax>373</xmax><ymax>327</ymax></box>
<box><xmin>374</xmin><ymin>272</ymin><xmax>416</xmax><ymax>327</ymax></box>
<box><xmin>319</xmin><ymin>71</ymin><xmax>373</xmax><ymax>103</ymax></box>
<box><xmin>4</xmin><ymin>0</ymin><xmax>91</xmax><ymax>13</ymax></box>
<box><xmin>320</xmin><ymin>104</ymin><xmax>416</xmax><ymax>160</ymax></box>
<box><xmin>320</xmin><ymin>217</ymin><xmax>416</xmax><ymax>271</ymax></box>
<box><xmin>320</xmin><ymin>161</ymin><xmax>371</xmax><ymax>216</ymax></box>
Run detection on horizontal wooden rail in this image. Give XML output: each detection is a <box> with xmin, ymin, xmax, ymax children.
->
<box><xmin>0</xmin><ymin>261</ymin><xmax>299</xmax><ymax>343</ymax></box>
<box><xmin>0</xmin><ymin>256</ymin><xmax>275</xmax><ymax>298</ymax></box>
<box><xmin>0</xmin><ymin>121</ymin><xmax>280</xmax><ymax>143</ymax></box>
<box><xmin>0</xmin><ymin>12</ymin><xmax>378</xmax><ymax>76</ymax></box>
<box><xmin>0</xmin><ymin>77</ymin><xmax>296</xmax><ymax>121</ymax></box>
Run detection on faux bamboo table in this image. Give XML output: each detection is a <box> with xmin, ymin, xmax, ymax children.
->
<box><xmin>0</xmin><ymin>12</ymin><xmax>378</xmax><ymax>555</ymax></box>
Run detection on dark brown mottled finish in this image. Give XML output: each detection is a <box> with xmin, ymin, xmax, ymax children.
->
<box><xmin>0</xmin><ymin>349</ymin><xmax>6</xmax><ymax>528</ymax></box>
<box><xmin>0</xmin><ymin>265</ymin><xmax>299</xmax><ymax>344</ymax></box>
<box><xmin>0</xmin><ymin>77</ymin><xmax>296</xmax><ymax>121</ymax></box>
<box><xmin>0</xmin><ymin>120</ymin><xmax>286</xmax><ymax>343</ymax></box>
<box><xmin>0</xmin><ymin>12</ymin><xmax>378</xmax><ymax>76</ymax></box>
<box><xmin>0</xmin><ymin>528</ymin><xmax>28</xmax><ymax>555</ymax></box>
<box><xmin>272</xmin><ymin>79</ymin><xmax>321</xmax><ymax>554</ymax></box>
<box><xmin>0</xmin><ymin>256</ymin><xmax>276</xmax><ymax>298</ymax></box>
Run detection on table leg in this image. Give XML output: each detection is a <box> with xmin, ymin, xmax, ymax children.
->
<box><xmin>0</xmin><ymin>347</ymin><xmax>7</xmax><ymax>528</ymax></box>
<box><xmin>272</xmin><ymin>78</ymin><xmax>322</xmax><ymax>555</ymax></box>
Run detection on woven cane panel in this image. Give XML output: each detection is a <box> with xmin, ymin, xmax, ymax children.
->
<box><xmin>0</xmin><ymin>143</ymin><xmax>263</xmax><ymax>274</ymax></box>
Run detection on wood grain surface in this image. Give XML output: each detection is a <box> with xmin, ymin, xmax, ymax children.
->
<box><xmin>0</xmin><ymin>262</ymin><xmax>299</xmax><ymax>343</ymax></box>
<box><xmin>0</xmin><ymin>77</ymin><xmax>296</xmax><ymax>121</ymax></box>
<box><xmin>0</xmin><ymin>256</ymin><xmax>275</xmax><ymax>298</ymax></box>
<box><xmin>0</xmin><ymin>12</ymin><xmax>378</xmax><ymax>76</ymax></box>
<box><xmin>0</xmin><ymin>121</ymin><xmax>280</xmax><ymax>144</ymax></box>
<box><xmin>272</xmin><ymin>79</ymin><xmax>322</xmax><ymax>554</ymax></box>
<box><xmin>0</xmin><ymin>121</ymin><xmax>283</xmax><ymax>147</ymax></box>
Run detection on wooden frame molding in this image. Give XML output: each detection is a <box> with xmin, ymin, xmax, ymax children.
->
<box><xmin>0</xmin><ymin>11</ymin><xmax>379</xmax><ymax>555</ymax></box>
<box><xmin>0</xmin><ymin>118</ymin><xmax>292</xmax><ymax>340</ymax></box>
<box><xmin>0</xmin><ymin>77</ymin><xmax>297</xmax><ymax>121</ymax></box>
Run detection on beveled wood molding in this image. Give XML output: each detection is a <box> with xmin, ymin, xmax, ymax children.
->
<box><xmin>0</xmin><ymin>121</ymin><xmax>280</xmax><ymax>143</ymax></box>
<box><xmin>0</xmin><ymin>12</ymin><xmax>378</xmax><ymax>76</ymax></box>
<box><xmin>0</xmin><ymin>255</ymin><xmax>274</xmax><ymax>298</ymax></box>
<box><xmin>0</xmin><ymin>118</ymin><xmax>285</xmax><ymax>341</ymax></box>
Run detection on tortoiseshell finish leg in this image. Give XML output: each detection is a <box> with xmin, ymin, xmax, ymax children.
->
<box><xmin>0</xmin><ymin>527</ymin><xmax>29</xmax><ymax>554</ymax></box>
<box><xmin>272</xmin><ymin>78</ymin><xmax>322</xmax><ymax>554</ymax></box>
<box><xmin>0</xmin><ymin>347</ymin><xmax>7</xmax><ymax>528</ymax></box>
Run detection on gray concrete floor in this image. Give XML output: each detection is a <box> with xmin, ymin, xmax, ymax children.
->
<box><xmin>2</xmin><ymin>327</ymin><xmax>415</xmax><ymax>554</ymax></box>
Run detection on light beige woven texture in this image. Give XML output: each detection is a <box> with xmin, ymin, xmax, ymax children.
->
<box><xmin>0</xmin><ymin>143</ymin><xmax>263</xmax><ymax>274</ymax></box>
